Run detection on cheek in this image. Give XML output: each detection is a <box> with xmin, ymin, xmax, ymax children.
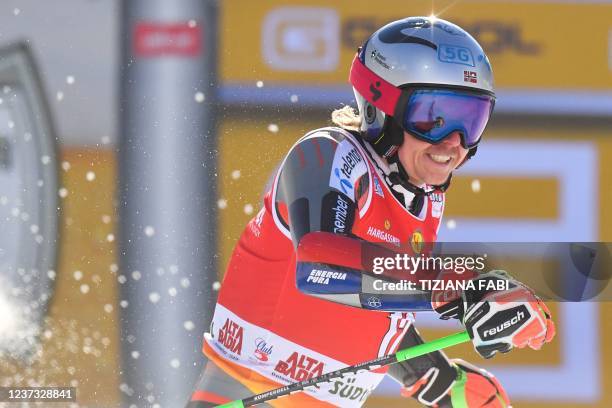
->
<box><xmin>456</xmin><ymin>149</ymin><xmax>469</xmax><ymax>164</ymax></box>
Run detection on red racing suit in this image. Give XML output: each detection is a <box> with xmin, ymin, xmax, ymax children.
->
<box><xmin>203</xmin><ymin>127</ymin><xmax>450</xmax><ymax>407</ymax></box>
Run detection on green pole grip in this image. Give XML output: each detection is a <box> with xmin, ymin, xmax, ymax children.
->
<box><xmin>396</xmin><ymin>331</ymin><xmax>470</xmax><ymax>362</ymax></box>
<box><xmin>216</xmin><ymin>401</ymin><xmax>245</xmax><ymax>408</ymax></box>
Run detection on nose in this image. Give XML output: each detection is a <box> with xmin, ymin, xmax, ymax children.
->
<box><xmin>442</xmin><ymin>131</ymin><xmax>462</xmax><ymax>147</ymax></box>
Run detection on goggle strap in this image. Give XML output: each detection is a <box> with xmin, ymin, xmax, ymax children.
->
<box><xmin>349</xmin><ymin>54</ymin><xmax>402</xmax><ymax>117</ymax></box>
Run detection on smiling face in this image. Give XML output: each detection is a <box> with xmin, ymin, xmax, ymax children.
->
<box><xmin>396</xmin><ymin>131</ymin><xmax>469</xmax><ymax>186</ymax></box>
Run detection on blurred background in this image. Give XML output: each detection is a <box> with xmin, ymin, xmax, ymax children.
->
<box><xmin>0</xmin><ymin>0</ymin><xmax>610</xmax><ymax>407</ymax></box>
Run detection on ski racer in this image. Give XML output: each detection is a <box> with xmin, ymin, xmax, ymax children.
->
<box><xmin>187</xmin><ymin>17</ymin><xmax>555</xmax><ymax>408</ymax></box>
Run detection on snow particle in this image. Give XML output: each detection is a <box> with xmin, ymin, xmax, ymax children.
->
<box><xmin>120</xmin><ymin>300</ymin><xmax>129</xmax><ymax>308</ymax></box>
<box><xmin>446</xmin><ymin>219</ymin><xmax>457</xmax><ymax>230</ymax></box>
<box><xmin>231</xmin><ymin>169</ymin><xmax>241</xmax><ymax>180</ymax></box>
<box><xmin>13</xmin><ymin>8</ymin><xmax>20</xmax><ymax>16</ymax></box>
<box><xmin>62</xmin><ymin>161</ymin><xmax>71</xmax><ymax>171</ymax></box>
<box><xmin>471</xmin><ymin>179</ymin><xmax>481</xmax><ymax>193</ymax></box>
<box><xmin>180</xmin><ymin>278</ymin><xmax>190</xmax><ymax>288</ymax></box>
<box><xmin>106</xmin><ymin>233</ymin><xmax>115</xmax><ymax>242</ymax></box>
<box><xmin>80</xmin><ymin>284</ymin><xmax>90</xmax><ymax>294</ymax></box>
<box><xmin>244</xmin><ymin>204</ymin><xmax>254</xmax><ymax>215</ymax></box>
<box><xmin>47</xmin><ymin>270</ymin><xmax>56</xmax><ymax>280</ymax></box>
<box><xmin>41</xmin><ymin>155</ymin><xmax>50</xmax><ymax>165</ymax></box>
<box><xmin>102</xmin><ymin>214</ymin><xmax>112</xmax><ymax>224</ymax></box>
<box><xmin>149</xmin><ymin>292</ymin><xmax>160</xmax><ymax>303</ymax></box>
<box><xmin>0</xmin><ymin>196</ymin><xmax>7</xmax><ymax>205</ymax></box>
<box><xmin>256</xmin><ymin>80</ymin><xmax>264</xmax><ymax>88</ymax></box>
<box><xmin>119</xmin><ymin>383</ymin><xmax>134</xmax><ymax>396</ymax></box>
<box><xmin>169</xmin><ymin>264</ymin><xmax>179</xmax><ymax>274</ymax></box>
<box><xmin>170</xmin><ymin>358</ymin><xmax>180</xmax><ymax>368</ymax></box>
<box><xmin>212</xmin><ymin>281</ymin><xmax>221</xmax><ymax>291</ymax></box>
<box><xmin>188</xmin><ymin>19</ymin><xmax>197</xmax><ymax>28</ymax></box>
<box><xmin>73</xmin><ymin>270</ymin><xmax>83</xmax><ymax>281</ymax></box>
<box><xmin>194</xmin><ymin>92</ymin><xmax>205</xmax><ymax>103</ymax></box>
<box><xmin>131</xmin><ymin>350</ymin><xmax>140</xmax><ymax>359</ymax></box>
<box><xmin>217</xmin><ymin>198</ymin><xmax>227</xmax><ymax>209</ymax></box>
<box><xmin>23</xmin><ymin>132</ymin><xmax>32</xmax><ymax>141</ymax></box>
<box><xmin>101</xmin><ymin>135</ymin><xmax>111</xmax><ymax>145</ymax></box>
<box><xmin>117</xmin><ymin>275</ymin><xmax>127</xmax><ymax>284</ymax></box>
<box><xmin>30</xmin><ymin>224</ymin><xmax>39</xmax><ymax>234</ymax></box>
<box><xmin>267</xmin><ymin>123</ymin><xmax>279</xmax><ymax>133</ymax></box>
<box><xmin>58</xmin><ymin>187</ymin><xmax>68</xmax><ymax>198</ymax></box>
<box><xmin>104</xmin><ymin>304</ymin><xmax>113</xmax><ymax>313</ymax></box>
<box><xmin>290</xmin><ymin>94</ymin><xmax>299</xmax><ymax>103</ymax></box>
<box><xmin>132</xmin><ymin>270</ymin><xmax>142</xmax><ymax>281</ymax></box>
<box><xmin>7</xmin><ymin>120</ymin><xmax>14</xmax><ymax>129</ymax></box>
<box><xmin>56</xmin><ymin>91</ymin><xmax>64</xmax><ymax>101</ymax></box>
<box><xmin>66</xmin><ymin>75</ymin><xmax>75</xmax><ymax>85</ymax></box>
<box><xmin>168</xmin><ymin>287</ymin><xmax>177</xmax><ymax>297</ymax></box>
<box><xmin>183</xmin><ymin>321</ymin><xmax>195</xmax><ymax>331</ymax></box>
<box><xmin>86</xmin><ymin>171</ymin><xmax>96</xmax><ymax>181</ymax></box>
<box><xmin>144</xmin><ymin>226</ymin><xmax>155</xmax><ymax>237</ymax></box>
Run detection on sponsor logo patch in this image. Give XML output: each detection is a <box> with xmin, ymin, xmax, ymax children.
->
<box><xmin>274</xmin><ymin>352</ymin><xmax>325</xmax><ymax>381</ymax></box>
<box><xmin>218</xmin><ymin>318</ymin><xmax>244</xmax><ymax>355</ymax></box>
<box><xmin>339</xmin><ymin>147</ymin><xmax>363</xmax><ymax>179</ymax></box>
<box><xmin>329</xmin><ymin>140</ymin><xmax>367</xmax><ymax>198</ymax></box>
<box><xmin>306</xmin><ymin>269</ymin><xmax>347</xmax><ymax>285</ymax></box>
<box><xmin>373</xmin><ymin>177</ymin><xmax>384</xmax><ymax>197</ymax></box>
<box><xmin>481</xmin><ymin>308</ymin><xmax>529</xmax><ymax>339</ymax></box>
<box><xmin>410</xmin><ymin>230</ymin><xmax>424</xmax><ymax>254</ymax></box>
<box><xmin>464</xmin><ymin>70</ymin><xmax>478</xmax><ymax>83</ymax></box>
<box><xmin>366</xmin><ymin>226</ymin><xmax>400</xmax><ymax>246</ymax></box>
<box><xmin>252</xmin><ymin>337</ymin><xmax>273</xmax><ymax>362</ymax></box>
<box><xmin>333</xmin><ymin>168</ymin><xmax>353</xmax><ymax>194</ymax></box>
<box><xmin>367</xmin><ymin>296</ymin><xmax>382</xmax><ymax>308</ymax></box>
<box><xmin>332</xmin><ymin>194</ymin><xmax>349</xmax><ymax>233</ymax></box>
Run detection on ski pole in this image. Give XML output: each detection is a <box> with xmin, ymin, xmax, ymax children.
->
<box><xmin>216</xmin><ymin>330</ymin><xmax>470</xmax><ymax>408</ymax></box>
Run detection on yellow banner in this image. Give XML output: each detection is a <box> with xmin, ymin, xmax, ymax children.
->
<box><xmin>220</xmin><ymin>0</ymin><xmax>612</xmax><ymax>89</ymax></box>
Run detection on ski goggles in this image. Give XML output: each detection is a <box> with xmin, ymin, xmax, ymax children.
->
<box><xmin>349</xmin><ymin>54</ymin><xmax>495</xmax><ymax>149</ymax></box>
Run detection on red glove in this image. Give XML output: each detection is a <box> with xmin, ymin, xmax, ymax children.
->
<box><xmin>401</xmin><ymin>359</ymin><xmax>510</xmax><ymax>407</ymax></box>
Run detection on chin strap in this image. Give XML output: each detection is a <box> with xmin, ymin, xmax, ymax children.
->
<box><xmin>369</xmin><ymin>115</ymin><xmax>404</xmax><ymax>159</ymax></box>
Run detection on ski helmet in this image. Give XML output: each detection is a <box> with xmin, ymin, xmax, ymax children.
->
<box><xmin>349</xmin><ymin>17</ymin><xmax>495</xmax><ymax>159</ymax></box>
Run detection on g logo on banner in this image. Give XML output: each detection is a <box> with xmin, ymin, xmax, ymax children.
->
<box><xmin>262</xmin><ymin>7</ymin><xmax>339</xmax><ymax>71</ymax></box>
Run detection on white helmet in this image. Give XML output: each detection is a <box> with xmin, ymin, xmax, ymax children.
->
<box><xmin>349</xmin><ymin>17</ymin><xmax>495</xmax><ymax>159</ymax></box>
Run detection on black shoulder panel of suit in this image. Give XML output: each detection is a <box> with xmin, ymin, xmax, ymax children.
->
<box><xmin>276</xmin><ymin>127</ymin><xmax>365</xmax><ymax>248</ymax></box>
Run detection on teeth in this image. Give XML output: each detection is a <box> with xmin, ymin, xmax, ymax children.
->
<box><xmin>429</xmin><ymin>154</ymin><xmax>451</xmax><ymax>163</ymax></box>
